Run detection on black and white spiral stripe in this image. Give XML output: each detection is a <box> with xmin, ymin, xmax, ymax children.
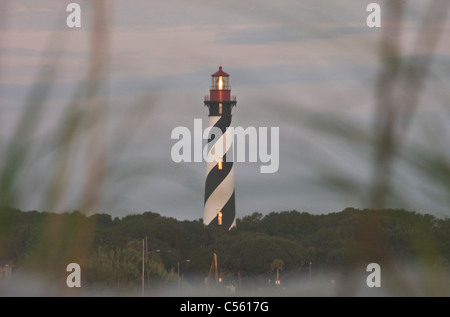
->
<box><xmin>204</xmin><ymin>114</ymin><xmax>236</xmax><ymax>229</ymax></box>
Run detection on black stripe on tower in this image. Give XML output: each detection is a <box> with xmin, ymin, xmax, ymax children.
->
<box><xmin>207</xmin><ymin>115</ymin><xmax>232</xmax><ymax>141</ymax></box>
<box><xmin>204</xmin><ymin>159</ymin><xmax>233</xmax><ymax>204</ymax></box>
<box><xmin>206</xmin><ymin>115</ymin><xmax>233</xmax><ymax>163</ymax></box>
<box><xmin>204</xmin><ymin>113</ymin><xmax>234</xmax><ymax>203</ymax></box>
<box><xmin>207</xmin><ymin>191</ymin><xmax>236</xmax><ymax>228</ymax></box>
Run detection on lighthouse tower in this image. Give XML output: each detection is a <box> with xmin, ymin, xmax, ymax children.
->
<box><xmin>203</xmin><ymin>66</ymin><xmax>237</xmax><ymax>230</ymax></box>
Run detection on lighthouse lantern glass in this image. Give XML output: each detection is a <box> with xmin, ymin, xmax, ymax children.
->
<box><xmin>223</xmin><ymin>77</ymin><xmax>229</xmax><ymax>89</ymax></box>
<box><xmin>212</xmin><ymin>76</ymin><xmax>229</xmax><ymax>90</ymax></box>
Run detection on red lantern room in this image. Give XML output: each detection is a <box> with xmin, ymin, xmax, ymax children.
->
<box><xmin>210</xmin><ymin>66</ymin><xmax>231</xmax><ymax>101</ymax></box>
<box><xmin>204</xmin><ymin>66</ymin><xmax>236</xmax><ymax>116</ymax></box>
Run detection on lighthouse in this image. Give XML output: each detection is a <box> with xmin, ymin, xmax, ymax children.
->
<box><xmin>203</xmin><ymin>66</ymin><xmax>237</xmax><ymax>230</ymax></box>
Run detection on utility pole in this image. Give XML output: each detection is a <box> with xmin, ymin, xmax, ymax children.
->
<box><xmin>142</xmin><ymin>238</ymin><xmax>145</xmax><ymax>296</ymax></box>
<box><xmin>309</xmin><ymin>262</ymin><xmax>312</xmax><ymax>281</ymax></box>
<box><xmin>178</xmin><ymin>259</ymin><xmax>191</xmax><ymax>289</ymax></box>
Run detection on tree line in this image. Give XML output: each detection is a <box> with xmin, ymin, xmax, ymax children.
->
<box><xmin>1</xmin><ymin>207</ymin><xmax>449</xmax><ymax>293</ymax></box>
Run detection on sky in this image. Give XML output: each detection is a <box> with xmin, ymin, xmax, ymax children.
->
<box><xmin>1</xmin><ymin>0</ymin><xmax>450</xmax><ymax>221</ymax></box>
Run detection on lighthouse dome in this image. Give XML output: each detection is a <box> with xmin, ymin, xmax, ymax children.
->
<box><xmin>211</xmin><ymin>66</ymin><xmax>230</xmax><ymax>77</ymax></box>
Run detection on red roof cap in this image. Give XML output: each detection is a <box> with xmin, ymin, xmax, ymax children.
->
<box><xmin>211</xmin><ymin>66</ymin><xmax>229</xmax><ymax>77</ymax></box>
